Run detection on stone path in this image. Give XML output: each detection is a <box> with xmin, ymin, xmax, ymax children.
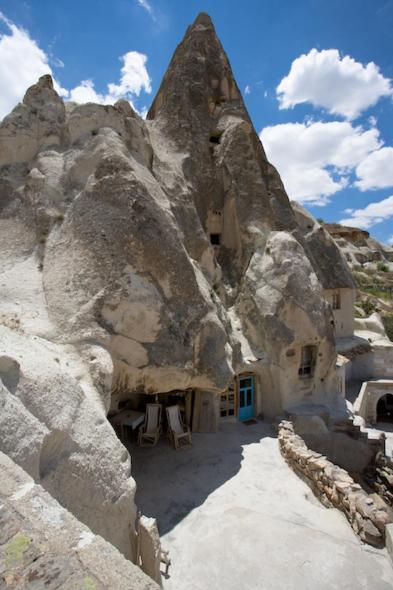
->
<box><xmin>132</xmin><ymin>421</ymin><xmax>393</xmax><ymax>590</ymax></box>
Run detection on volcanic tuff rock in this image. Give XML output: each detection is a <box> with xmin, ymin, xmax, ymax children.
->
<box><xmin>324</xmin><ymin>223</ymin><xmax>393</xmax><ymax>327</ymax></box>
<box><xmin>0</xmin><ymin>452</ymin><xmax>159</xmax><ymax>590</ymax></box>
<box><xmin>292</xmin><ymin>203</ymin><xmax>356</xmax><ymax>291</ymax></box>
<box><xmin>0</xmin><ymin>13</ymin><xmax>349</xmax><ymax>561</ymax></box>
<box><xmin>324</xmin><ymin>223</ymin><xmax>393</xmax><ymax>268</ymax></box>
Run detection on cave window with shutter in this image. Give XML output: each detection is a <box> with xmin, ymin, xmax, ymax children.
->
<box><xmin>332</xmin><ymin>291</ymin><xmax>341</xmax><ymax>310</ymax></box>
<box><xmin>298</xmin><ymin>345</ymin><xmax>317</xmax><ymax>378</ymax></box>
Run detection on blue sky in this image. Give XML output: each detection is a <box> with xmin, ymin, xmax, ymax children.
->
<box><xmin>1</xmin><ymin>0</ymin><xmax>393</xmax><ymax>244</ymax></box>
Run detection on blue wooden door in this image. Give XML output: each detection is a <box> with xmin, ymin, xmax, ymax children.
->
<box><xmin>238</xmin><ymin>376</ymin><xmax>254</xmax><ymax>421</ymax></box>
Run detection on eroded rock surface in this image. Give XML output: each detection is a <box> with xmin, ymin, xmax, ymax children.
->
<box><xmin>0</xmin><ymin>452</ymin><xmax>158</xmax><ymax>589</ymax></box>
<box><xmin>0</xmin><ymin>12</ymin><xmax>349</xmax><ymax>565</ymax></box>
<box><xmin>324</xmin><ymin>223</ymin><xmax>393</xmax><ymax>267</ymax></box>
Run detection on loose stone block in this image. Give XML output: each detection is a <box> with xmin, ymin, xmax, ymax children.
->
<box><xmin>362</xmin><ymin>520</ymin><xmax>383</xmax><ymax>546</ymax></box>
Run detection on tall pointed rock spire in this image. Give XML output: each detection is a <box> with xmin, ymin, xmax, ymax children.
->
<box><xmin>148</xmin><ymin>12</ymin><xmax>248</xmax><ymax>140</ymax></box>
<box><xmin>148</xmin><ymin>12</ymin><xmax>295</xmax><ymax>242</ymax></box>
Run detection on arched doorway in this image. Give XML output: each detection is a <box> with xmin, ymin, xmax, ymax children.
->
<box><xmin>376</xmin><ymin>394</ymin><xmax>393</xmax><ymax>422</ymax></box>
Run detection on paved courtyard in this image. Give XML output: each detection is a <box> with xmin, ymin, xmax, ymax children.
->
<box><xmin>132</xmin><ymin>421</ymin><xmax>393</xmax><ymax>590</ymax></box>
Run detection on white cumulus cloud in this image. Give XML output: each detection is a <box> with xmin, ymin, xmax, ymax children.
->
<box><xmin>0</xmin><ymin>13</ymin><xmax>152</xmax><ymax>120</ymax></box>
<box><xmin>0</xmin><ymin>11</ymin><xmax>67</xmax><ymax>119</ymax></box>
<box><xmin>69</xmin><ymin>79</ymin><xmax>104</xmax><ymax>104</ymax></box>
<box><xmin>68</xmin><ymin>51</ymin><xmax>151</xmax><ymax>113</ymax></box>
<box><xmin>107</xmin><ymin>51</ymin><xmax>151</xmax><ymax>99</ymax></box>
<box><xmin>260</xmin><ymin>120</ymin><xmax>381</xmax><ymax>205</ymax></box>
<box><xmin>276</xmin><ymin>49</ymin><xmax>392</xmax><ymax>119</ymax></box>
<box><xmin>340</xmin><ymin>195</ymin><xmax>393</xmax><ymax>229</ymax></box>
<box><xmin>354</xmin><ymin>146</ymin><xmax>393</xmax><ymax>191</ymax></box>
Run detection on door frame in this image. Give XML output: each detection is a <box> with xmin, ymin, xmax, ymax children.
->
<box><xmin>236</xmin><ymin>373</ymin><xmax>256</xmax><ymax>421</ymax></box>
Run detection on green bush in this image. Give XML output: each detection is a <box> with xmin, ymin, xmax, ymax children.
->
<box><xmin>377</xmin><ymin>262</ymin><xmax>389</xmax><ymax>272</ymax></box>
<box><xmin>359</xmin><ymin>300</ymin><xmax>377</xmax><ymax>316</ymax></box>
<box><xmin>362</xmin><ymin>286</ymin><xmax>390</xmax><ymax>299</ymax></box>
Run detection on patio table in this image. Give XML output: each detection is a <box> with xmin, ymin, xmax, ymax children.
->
<box><xmin>111</xmin><ymin>409</ymin><xmax>145</xmax><ymax>441</ymax></box>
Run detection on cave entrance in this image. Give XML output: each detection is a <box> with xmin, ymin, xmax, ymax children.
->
<box><xmin>109</xmin><ymin>389</ymin><xmax>195</xmax><ymax>444</ymax></box>
<box><xmin>376</xmin><ymin>394</ymin><xmax>393</xmax><ymax>423</ymax></box>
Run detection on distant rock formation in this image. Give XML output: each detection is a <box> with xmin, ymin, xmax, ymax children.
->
<box><xmin>0</xmin><ymin>12</ymin><xmax>353</xmax><ymax>566</ymax></box>
<box><xmin>324</xmin><ymin>223</ymin><xmax>393</xmax><ymax>267</ymax></box>
<box><xmin>324</xmin><ymin>223</ymin><xmax>393</xmax><ymax>331</ymax></box>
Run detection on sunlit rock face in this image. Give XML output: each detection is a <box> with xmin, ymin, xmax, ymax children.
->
<box><xmin>0</xmin><ymin>12</ymin><xmax>347</xmax><ymax>560</ymax></box>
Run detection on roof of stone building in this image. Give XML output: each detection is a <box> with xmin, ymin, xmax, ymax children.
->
<box><xmin>0</xmin><ymin>452</ymin><xmax>159</xmax><ymax>590</ymax></box>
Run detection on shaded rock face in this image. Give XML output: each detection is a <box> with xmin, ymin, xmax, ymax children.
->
<box><xmin>0</xmin><ymin>12</ymin><xmax>345</xmax><ymax>562</ymax></box>
<box><xmin>0</xmin><ymin>452</ymin><xmax>159</xmax><ymax>590</ymax></box>
<box><xmin>291</xmin><ymin>203</ymin><xmax>356</xmax><ymax>291</ymax></box>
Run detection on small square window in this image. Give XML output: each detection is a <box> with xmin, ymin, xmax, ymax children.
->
<box><xmin>210</xmin><ymin>233</ymin><xmax>221</xmax><ymax>246</ymax></box>
<box><xmin>220</xmin><ymin>390</ymin><xmax>235</xmax><ymax>419</ymax></box>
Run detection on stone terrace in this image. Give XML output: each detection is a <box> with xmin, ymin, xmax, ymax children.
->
<box><xmin>132</xmin><ymin>420</ymin><xmax>393</xmax><ymax>590</ymax></box>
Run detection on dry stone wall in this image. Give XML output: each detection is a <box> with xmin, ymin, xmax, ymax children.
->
<box><xmin>278</xmin><ymin>420</ymin><xmax>393</xmax><ymax>547</ymax></box>
<box><xmin>366</xmin><ymin>451</ymin><xmax>393</xmax><ymax>508</ymax></box>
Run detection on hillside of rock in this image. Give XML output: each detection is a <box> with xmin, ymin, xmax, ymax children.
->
<box><xmin>0</xmin><ymin>12</ymin><xmax>352</xmax><ymax>566</ymax></box>
<box><xmin>324</xmin><ymin>224</ymin><xmax>393</xmax><ymax>268</ymax></box>
<box><xmin>324</xmin><ymin>223</ymin><xmax>393</xmax><ymax>339</ymax></box>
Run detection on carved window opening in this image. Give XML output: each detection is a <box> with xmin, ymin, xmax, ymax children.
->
<box><xmin>220</xmin><ymin>387</ymin><xmax>235</xmax><ymax>418</ymax></box>
<box><xmin>298</xmin><ymin>345</ymin><xmax>317</xmax><ymax>378</ymax></box>
<box><xmin>332</xmin><ymin>291</ymin><xmax>341</xmax><ymax>310</ymax></box>
<box><xmin>209</xmin><ymin>135</ymin><xmax>221</xmax><ymax>144</ymax></box>
<box><xmin>210</xmin><ymin>233</ymin><xmax>221</xmax><ymax>246</ymax></box>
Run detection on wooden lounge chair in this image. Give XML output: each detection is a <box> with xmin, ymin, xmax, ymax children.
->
<box><xmin>138</xmin><ymin>403</ymin><xmax>162</xmax><ymax>447</ymax></box>
<box><xmin>166</xmin><ymin>404</ymin><xmax>192</xmax><ymax>450</ymax></box>
<box><xmin>160</xmin><ymin>548</ymin><xmax>171</xmax><ymax>577</ymax></box>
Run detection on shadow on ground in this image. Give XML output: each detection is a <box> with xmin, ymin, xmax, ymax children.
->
<box><xmin>130</xmin><ymin>420</ymin><xmax>274</xmax><ymax>535</ymax></box>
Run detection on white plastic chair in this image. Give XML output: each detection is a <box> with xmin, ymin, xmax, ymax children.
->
<box><xmin>138</xmin><ymin>404</ymin><xmax>162</xmax><ymax>447</ymax></box>
<box><xmin>166</xmin><ymin>404</ymin><xmax>192</xmax><ymax>450</ymax></box>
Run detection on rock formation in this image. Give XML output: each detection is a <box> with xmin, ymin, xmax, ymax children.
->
<box><xmin>0</xmin><ymin>452</ymin><xmax>158</xmax><ymax>589</ymax></box>
<box><xmin>0</xmin><ymin>12</ymin><xmax>352</xmax><ymax>569</ymax></box>
<box><xmin>324</xmin><ymin>223</ymin><xmax>393</xmax><ymax>267</ymax></box>
<box><xmin>324</xmin><ymin>222</ymin><xmax>393</xmax><ymax>338</ymax></box>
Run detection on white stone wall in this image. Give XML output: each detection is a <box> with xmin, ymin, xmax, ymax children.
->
<box><xmin>373</xmin><ymin>344</ymin><xmax>393</xmax><ymax>378</ymax></box>
<box><xmin>324</xmin><ymin>288</ymin><xmax>356</xmax><ymax>338</ymax></box>
<box><xmin>354</xmin><ymin>380</ymin><xmax>393</xmax><ymax>423</ymax></box>
<box><xmin>349</xmin><ymin>345</ymin><xmax>393</xmax><ymax>381</ymax></box>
